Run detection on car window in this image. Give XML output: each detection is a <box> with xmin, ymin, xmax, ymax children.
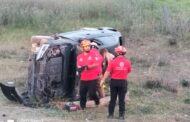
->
<box><xmin>96</xmin><ymin>36</ymin><xmax>118</xmax><ymax>46</ymax></box>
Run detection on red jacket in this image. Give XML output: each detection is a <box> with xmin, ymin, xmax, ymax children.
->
<box><xmin>77</xmin><ymin>51</ymin><xmax>99</xmax><ymax>81</ymax></box>
<box><xmin>106</xmin><ymin>56</ymin><xmax>131</xmax><ymax>80</ymax></box>
<box><xmin>90</xmin><ymin>48</ymin><xmax>103</xmax><ymax>75</ymax></box>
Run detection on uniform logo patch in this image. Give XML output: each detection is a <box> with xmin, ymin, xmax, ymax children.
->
<box><xmin>119</xmin><ymin>62</ymin><xmax>124</xmax><ymax>67</ymax></box>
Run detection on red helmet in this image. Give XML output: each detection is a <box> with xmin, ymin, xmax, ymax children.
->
<box><xmin>114</xmin><ymin>46</ymin><xmax>126</xmax><ymax>53</ymax></box>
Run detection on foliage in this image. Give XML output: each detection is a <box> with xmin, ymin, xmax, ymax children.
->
<box><xmin>0</xmin><ymin>1</ymin><xmax>190</xmax><ymax>121</ymax></box>
<box><xmin>180</xmin><ymin>80</ymin><xmax>189</xmax><ymax>87</ymax></box>
<box><xmin>184</xmin><ymin>98</ymin><xmax>190</xmax><ymax>104</ymax></box>
<box><xmin>144</xmin><ymin>80</ymin><xmax>162</xmax><ymax>89</ymax></box>
<box><xmin>0</xmin><ymin>0</ymin><xmax>189</xmax><ymax>38</ymax></box>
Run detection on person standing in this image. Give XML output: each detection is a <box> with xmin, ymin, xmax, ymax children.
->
<box><xmin>100</xmin><ymin>48</ymin><xmax>115</xmax><ymax>74</ymax></box>
<box><xmin>100</xmin><ymin>46</ymin><xmax>131</xmax><ymax>120</ymax></box>
<box><xmin>90</xmin><ymin>42</ymin><xmax>105</xmax><ymax>98</ymax></box>
<box><xmin>77</xmin><ymin>39</ymin><xmax>100</xmax><ymax>109</ymax></box>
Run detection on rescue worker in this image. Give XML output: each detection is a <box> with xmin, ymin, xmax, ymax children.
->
<box><xmin>77</xmin><ymin>39</ymin><xmax>100</xmax><ymax>110</ymax></box>
<box><xmin>100</xmin><ymin>48</ymin><xmax>115</xmax><ymax>74</ymax></box>
<box><xmin>90</xmin><ymin>42</ymin><xmax>105</xmax><ymax>98</ymax></box>
<box><xmin>100</xmin><ymin>48</ymin><xmax>131</xmax><ymax>101</ymax></box>
<box><xmin>100</xmin><ymin>46</ymin><xmax>131</xmax><ymax>120</ymax></box>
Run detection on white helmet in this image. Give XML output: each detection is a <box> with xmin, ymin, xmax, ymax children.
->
<box><xmin>91</xmin><ymin>42</ymin><xmax>99</xmax><ymax>49</ymax></box>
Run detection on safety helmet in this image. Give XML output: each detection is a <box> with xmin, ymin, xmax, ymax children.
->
<box><xmin>91</xmin><ymin>42</ymin><xmax>99</xmax><ymax>49</ymax></box>
<box><xmin>80</xmin><ymin>39</ymin><xmax>91</xmax><ymax>48</ymax></box>
<box><xmin>114</xmin><ymin>46</ymin><xmax>126</xmax><ymax>54</ymax></box>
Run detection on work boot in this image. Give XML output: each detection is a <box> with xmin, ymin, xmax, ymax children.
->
<box><xmin>107</xmin><ymin>114</ymin><xmax>114</xmax><ymax>119</ymax></box>
<box><xmin>95</xmin><ymin>99</ymin><xmax>100</xmax><ymax>105</ymax></box>
<box><xmin>119</xmin><ymin>115</ymin><xmax>125</xmax><ymax>120</ymax></box>
<box><xmin>80</xmin><ymin>105</ymin><xmax>86</xmax><ymax>110</ymax></box>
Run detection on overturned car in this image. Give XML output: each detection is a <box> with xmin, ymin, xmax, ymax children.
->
<box><xmin>0</xmin><ymin>27</ymin><xmax>124</xmax><ymax>106</ymax></box>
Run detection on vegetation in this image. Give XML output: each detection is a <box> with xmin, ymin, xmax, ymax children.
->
<box><xmin>0</xmin><ymin>0</ymin><xmax>190</xmax><ymax>121</ymax></box>
<box><xmin>0</xmin><ymin>0</ymin><xmax>190</xmax><ymax>38</ymax></box>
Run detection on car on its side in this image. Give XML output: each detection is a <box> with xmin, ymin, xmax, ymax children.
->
<box><xmin>0</xmin><ymin>27</ymin><xmax>124</xmax><ymax>106</ymax></box>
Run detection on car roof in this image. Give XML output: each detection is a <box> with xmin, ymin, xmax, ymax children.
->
<box><xmin>57</xmin><ymin>27</ymin><xmax>121</xmax><ymax>42</ymax></box>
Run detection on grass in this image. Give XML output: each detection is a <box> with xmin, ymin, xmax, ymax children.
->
<box><xmin>158</xmin><ymin>0</ymin><xmax>190</xmax><ymax>10</ymax></box>
<box><xmin>0</xmin><ymin>0</ymin><xmax>190</xmax><ymax>121</ymax></box>
<box><xmin>184</xmin><ymin>98</ymin><xmax>190</xmax><ymax>104</ymax></box>
<box><xmin>0</xmin><ymin>0</ymin><xmax>190</xmax><ymax>39</ymax></box>
<box><xmin>34</xmin><ymin>83</ymin><xmax>189</xmax><ymax>121</ymax></box>
<box><xmin>0</xmin><ymin>58</ymin><xmax>28</xmax><ymax>82</ymax></box>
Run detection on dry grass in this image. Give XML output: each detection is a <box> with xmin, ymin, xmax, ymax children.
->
<box><xmin>0</xmin><ymin>40</ymin><xmax>190</xmax><ymax>121</ymax></box>
<box><xmin>0</xmin><ymin>0</ymin><xmax>190</xmax><ymax>38</ymax></box>
<box><xmin>0</xmin><ymin>41</ymin><xmax>29</xmax><ymax>83</ymax></box>
<box><xmin>0</xmin><ymin>29</ymin><xmax>190</xmax><ymax>122</ymax></box>
<box><xmin>0</xmin><ymin>0</ymin><xmax>190</xmax><ymax>121</ymax></box>
<box><xmin>127</xmin><ymin>35</ymin><xmax>190</xmax><ymax>93</ymax></box>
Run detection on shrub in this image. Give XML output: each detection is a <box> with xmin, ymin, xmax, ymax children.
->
<box><xmin>144</xmin><ymin>80</ymin><xmax>162</xmax><ymax>89</ymax></box>
<box><xmin>180</xmin><ymin>80</ymin><xmax>189</xmax><ymax>87</ymax></box>
<box><xmin>168</xmin><ymin>37</ymin><xmax>177</xmax><ymax>46</ymax></box>
<box><xmin>162</xmin><ymin>81</ymin><xmax>179</xmax><ymax>93</ymax></box>
<box><xmin>184</xmin><ymin>98</ymin><xmax>190</xmax><ymax>104</ymax></box>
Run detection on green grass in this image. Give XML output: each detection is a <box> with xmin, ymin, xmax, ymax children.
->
<box><xmin>158</xmin><ymin>0</ymin><xmax>190</xmax><ymax>11</ymax></box>
<box><xmin>184</xmin><ymin>90</ymin><xmax>190</xmax><ymax>104</ymax></box>
<box><xmin>0</xmin><ymin>0</ymin><xmax>189</xmax><ymax>39</ymax></box>
<box><xmin>34</xmin><ymin>83</ymin><xmax>189</xmax><ymax>121</ymax></box>
<box><xmin>0</xmin><ymin>76</ymin><xmax>189</xmax><ymax>121</ymax></box>
<box><xmin>184</xmin><ymin>98</ymin><xmax>190</xmax><ymax>104</ymax></box>
<box><xmin>127</xmin><ymin>83</ymin><xmax>190</xmax><ymax>117</ymax></box>
<box><xmin>0</xmin><ymin>0</ymin><xmax>190</xmax><ymax>121</ymax></box>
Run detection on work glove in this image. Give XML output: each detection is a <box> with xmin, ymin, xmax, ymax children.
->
<box><xmin>77</xmin><ymin>66</ymin><xmax>88</xmax><ymax>73</ymax></box>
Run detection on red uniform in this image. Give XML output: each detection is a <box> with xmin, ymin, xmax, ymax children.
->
<box><xmin>77</xmin><ymin>48</ymin><xmax>100</xmax><ymax>109</ymax></box>
<box><xmin>106</xmin><ymin>55</ymin><xmax>131</xmax><ymax>118</ymax></box>
<box><xmin>106</xmin><ymin>56</ymin><xmax>131</xmax><ymax>80</ymax></box>
<box><xmin>77</xmin><ymin>51</ymin><xmax>99</xmax><ymax>80</ymax></box>
<box><xmin>90</xmin><ymin>48</ymin><xmax>103</xmax><ymax>75</ymax></box>
<box><xmin>90</xmin><ymin>48</ymin><xmax>105</xmax><ymax>98</ymax></box>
